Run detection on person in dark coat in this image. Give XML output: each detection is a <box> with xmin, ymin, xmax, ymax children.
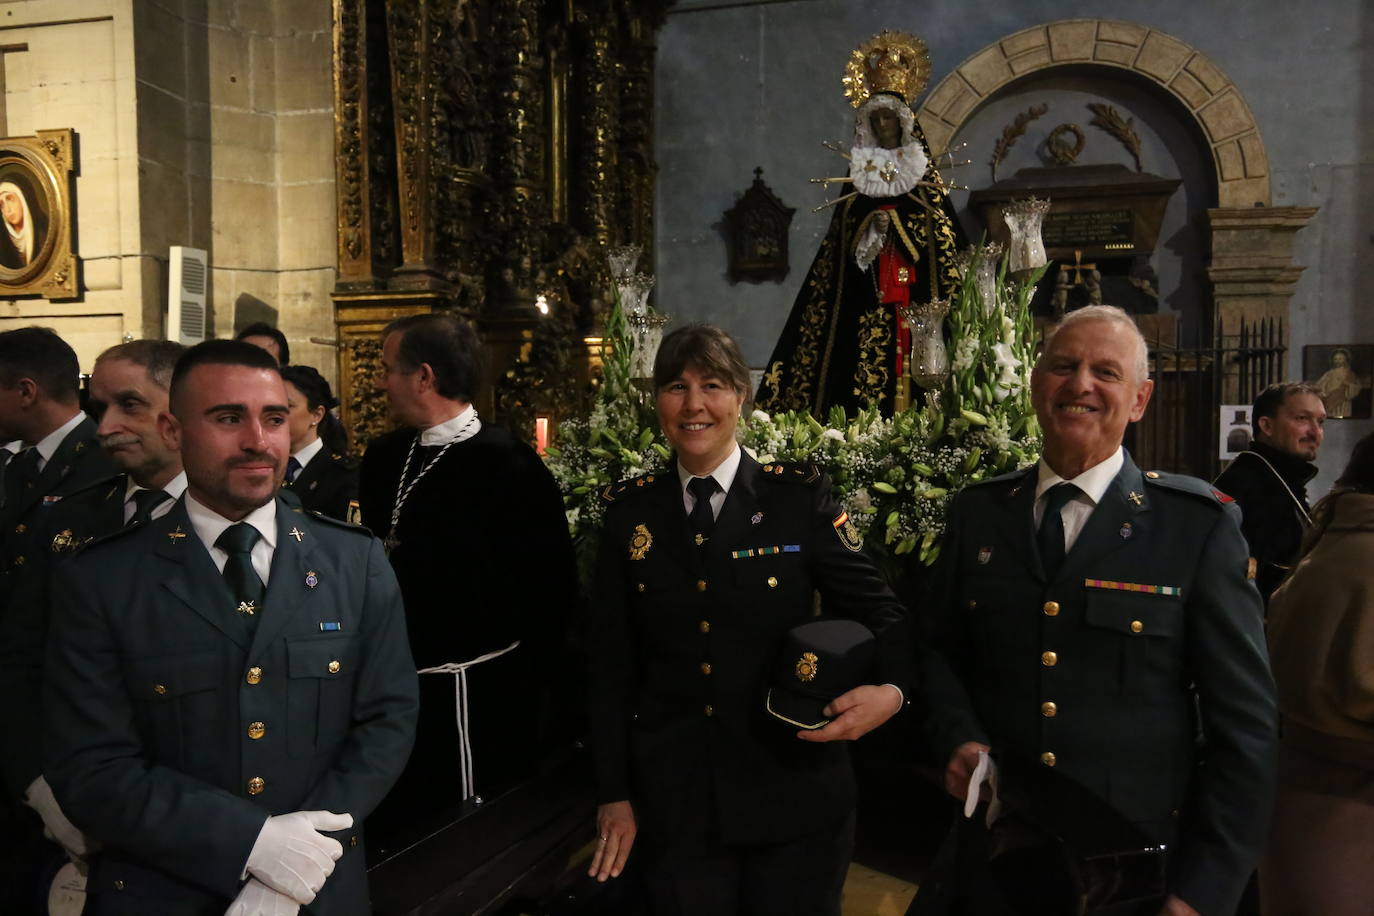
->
<box><xmin>43</xmin><ymin>340</ymin><xmax>418</xmax><ymax>915</ymax></box>
<box><xmin>0</xmin><ymin>340</ymin><xmax>186</xmax><ymax>900</ymax></box>
<box><xmin>588</xmin><ymin>324</ymin><xmax>915</xmax><ymax>915</ymax></box>
<box><xmin>1213</xmin><ymin>382</ymin><xmax>1325</xmax><ymax>602</ymax></box>
<box><xmin>358</xmin><ymin>313</ymin><xmax>578</xmax><ymax>842</ymax></box>
<box><xmin>919</xmin><ymin>306</ymin><xmax>1277</xmax><ymax>916</ymax></box>
<box><xmin>0</xmin><ymin>326</ymin><xmax>115</xmax><ymax>914</ymax></box>
<box><xmin>280</xmin><ymin>364</ymin><xmax>359</xmax><ymax>522</ymax></box>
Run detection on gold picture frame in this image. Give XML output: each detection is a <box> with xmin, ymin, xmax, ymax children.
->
<box><xmin>0</xmin><ymin>129</ymin><xmax>78</xmax><ymax>300</ymax></box>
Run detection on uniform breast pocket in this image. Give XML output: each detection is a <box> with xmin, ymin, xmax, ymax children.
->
<box><xmin>125</xmin><ymin>649</ymin><xmax>223</xmax><ymax>772</ymax></box>
<box><xmin>286</xmin><ymin>635</ymin><xmax>356</xmax><ymax>757</ymax></box>
<box><xmin>1084</xmin><ymin>590</ymin><xmax>1185</xmax><ymax>693</ymax></box>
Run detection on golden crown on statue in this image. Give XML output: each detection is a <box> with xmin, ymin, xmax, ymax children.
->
<box><xmin>843</xmin><ymin>30</ymin><xmax>931</xmax><ymax>108</ymax></box>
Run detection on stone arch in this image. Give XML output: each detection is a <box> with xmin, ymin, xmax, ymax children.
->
<box><xmin>916</xmin><ymin>19</ymin><xmax>1270</xmax><ymax>207</ymax></box>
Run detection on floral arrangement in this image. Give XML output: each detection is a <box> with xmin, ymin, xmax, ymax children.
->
<box><xmin>546</xmin><ymin>219</ymin><xmax>1048</xmax><ymax>582</ymax></box>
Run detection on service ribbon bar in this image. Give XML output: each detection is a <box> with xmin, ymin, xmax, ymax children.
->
<box><xmin>1083</xmin><ymin>578</ymin><xmax>1181</xmax><ymax>597</ymax></box>
<box><xmin>730</xmin><ymin>544</ymin><xmax>803</xmax><ymax>559</ymax></box>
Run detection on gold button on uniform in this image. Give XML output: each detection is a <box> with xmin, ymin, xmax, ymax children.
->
<box><xmin>14</xmin><ymin>523</ymin><xmax>25</xmax><ymax>534</ymax></box>
<box><xmin>247</xmin><ymin>721</ymin><xmax>265</xmax><ymax>740</ymax></box>
<box><xmin>1041</xmin><ymin>651</ymin><xmax>1058</xmax><ymax>667</ymax></box>
<box><xmin>700</xmin><ymin>662</ymin><xmax>712</xmax><ymax>675</ymax></box>
<box><xmin>327</xmin><ymin>660</ymin><xmax>341</xmax><ymax>674</ymax></box>
<box><xmin>636</xmin><ymin>583</ymin><xmax>646</xmax><ymax>593</ymax></box>
<box><xmin>114</xmin><ymin>879</ymin><xmax>125</xmax><ymax>890</ymax></box>
<box><xmin>1040</xmin><ymin>751</ymin><xmax>1057</xmax><ymax>767</ymax></box>
<box><xmin>1130</xmin><ymin>620</ymin><xmax>1144</xmax><ymax>634</ymax></box>
<box><xmin>766</xmin><ymin>576</ymin><xmax>778</xmax><ymax>588</ymax></box>
<box><xmin>153</xmin><ymin>684</ymin><xmax>167</xmax><ymax>695</ymax></box>
<box><xmin>968</xmin><ymin>600</ymin><xmax>978</xmax><ymax>609</ymax></box>
<box><xmin>1145</xmin><ymin>471</ymin><xmax>1160</xmax><ymax>479</ymax></box>
<box><xmin>247</xmin><ymin>776</ymin><xmax>265</xmax><ymax>795</ymax></box>
<box><xmin>704</xmin><ymin>705</ymin><xmax>714</xmax><ymax>717</ymax></box>
<box><xmin>696</xmin><ymin>579</ymin><xmax>707</xmax><ymax>592</ymax></box>
<box><xmin>1041</xmin><ymin>701</ymin><xmax>1057</xmax><ymax>717</ymax></box>
<box><xmin>699</xmin><ymin>620</ymin><xmax>710</xmax><ymax>633</ymax></box>
<box><xmin>246</xmin><ymin>667</ymin><xmax>263</xmax><ymax>685</ymax></box>
<box><xmin>13</xmin><ymin>555</ymin><xmax>23</xmax><ymax>566</ymax></box>
<box><xmin>1042</xmin><ymin>601</ymin><xmax>1060</xmax><ymax>616</ymax></box>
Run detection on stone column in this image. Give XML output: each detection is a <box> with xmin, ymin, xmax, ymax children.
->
<box><xmin>1207</xmin><ymin>206</ymin><xmax>1319</xmax><ymax>327</ymax></box>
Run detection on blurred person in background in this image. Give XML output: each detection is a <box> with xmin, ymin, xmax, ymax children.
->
<box><xmin>1262</xmin><ymin>430</ymin><xmax>1374</xmax><ymax>916</ymax></box>
<box><xmin>280</xmin><ymin>364</ymin><xmax>358</xmax><ymax>522</ymax></box>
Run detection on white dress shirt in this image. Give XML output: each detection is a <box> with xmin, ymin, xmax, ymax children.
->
<box><xmin>185</xmin><ymin>493</ymin><xmax>277</xmax><ymax>585</ymax></box>
<box><xmin>29</xmin><ymin>411</ymin><xmax>85</xmax><ymax>472</ymax></box>
<box><xmin>290</xmin><ymin>437</ymin><xmax>326</xmax><ymax>478</ymax></box>
<box><xmin>122</xmin><ymin>471</ymin><xmax>188</xmax><ymax>524</ymax></box>
<box><xmin>1033</xmin><ymin>447</ymin><xmax>1125</xmax><ymax>554</ymax></box>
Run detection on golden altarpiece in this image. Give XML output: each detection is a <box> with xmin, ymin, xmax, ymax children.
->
<box><xmin>330</xmin><ymin>0</ymin><xmax>671</xmax><ymax>446</ymax></box>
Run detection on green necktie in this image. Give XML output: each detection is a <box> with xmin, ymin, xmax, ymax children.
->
<box><xmin>216</xmin><ymin>522</ymin><xmax>265</xmax><ymax>621</ymax></box>
<box><xmin>1037</xmin><ymin>482</ymin><xmax>1079</xmax><ymax>577</ymax></box>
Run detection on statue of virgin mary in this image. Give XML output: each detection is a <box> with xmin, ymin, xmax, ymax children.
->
<box><xmin>755</xmin><ymin>31</ymin><xmax>965</xmax><ymax>417</ymax></box>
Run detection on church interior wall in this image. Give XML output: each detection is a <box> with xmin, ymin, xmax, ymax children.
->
<box><xmin>0</xmin><ymin>0</ymin><xmax>336</xmax><ymax>383</ymax></box>
<box><xmin>655</xmin><ymin>0</ymin><xmax>1372</xmax><ymax>496</ymax></box>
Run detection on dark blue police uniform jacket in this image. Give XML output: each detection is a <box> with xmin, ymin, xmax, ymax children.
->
<box><xmin>588</xmin><ymin>453</ymin><xmax>915</xmax><ymax>849</ymax></box>
<box><xmin>43</xmin><ymin>498</ymin><xmax>419</xmax><ymax>915</ymax></box>
<box><xmin>923</xmin><ymin>455</ymin><xmax>1278</xmax><ymax>916</ymax></box>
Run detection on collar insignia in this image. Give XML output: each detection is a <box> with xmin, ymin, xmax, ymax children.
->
<box><xmin>289</xmin><ymin>527</ymin><xmax>304</xmax><ymax>542</ymax></box>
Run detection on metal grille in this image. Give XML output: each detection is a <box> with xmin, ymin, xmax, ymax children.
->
<box><xmin>1128</xmin><ymin>316</ymin><xmax>1286</xmax><ymax>479</ymax></box>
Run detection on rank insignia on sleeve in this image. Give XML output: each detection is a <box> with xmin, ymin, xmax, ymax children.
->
<box><xmin>832</xmin><ymin>511</ymin><xmax>863</xmax><ymax>552</ymax></box>
<box><xmin>629</xmin><ymin>524</ymin><xmax>653</xmax><ymax>561</ymax></box>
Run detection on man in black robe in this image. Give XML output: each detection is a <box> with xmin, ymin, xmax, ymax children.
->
<box><xmin>358</xmin><ymin>313</ymin><xmax>578</xmax><ymax>844</ymax></box>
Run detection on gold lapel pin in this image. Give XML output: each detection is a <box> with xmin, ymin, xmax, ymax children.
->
<box><xmin>1127</xmin><ymin>491</ymin><xmax>1143</xmax><ymax>506</ymax></box>
<box><xmin>168</xmin><ymin>526</ymin><xmax>187</xmax><ymax>543</ymax></box>
<box><xmin>289</xmin><ymin>527</ymin><xmax>304</xmax><ymax>542</ymax></box>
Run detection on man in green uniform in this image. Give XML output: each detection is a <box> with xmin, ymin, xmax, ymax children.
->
<box><xmin>921</xmin><ymin>306</ymin><xmax>1277</xmax><ymax>916</ymax></box>
<box><xmin>44</xmin><ymin>340</ymin><xmax>418</xmax><ymax>914</ymax></box>
<box><xmin>0</xmin><ymin>340</ymin><xmax>186</xmax><ymax>901</ymax></box>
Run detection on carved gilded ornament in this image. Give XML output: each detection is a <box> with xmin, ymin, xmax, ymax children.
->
<box><xmin>843</xmin><ymin>30</ymin><xmax>930</xmax><ymax>108</ymax></box>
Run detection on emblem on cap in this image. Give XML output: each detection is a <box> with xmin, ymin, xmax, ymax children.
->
<box><xmin>628</xmin><ymin>524</ymin><xmax>653</xmax><ymax>561</ymax></box>
<box><xmin>795</xmin><ymin>651</ymin><xmax>819</xmax><ymax>683</ymax></box>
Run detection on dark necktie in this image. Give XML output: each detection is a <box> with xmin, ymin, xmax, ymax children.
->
<box><xmin>216</xmin><ymin>523</ymin><xmax>266</xmax><ymax>620</ymax></box>
<box><xmin>128</xmin><ymin>489</ymin><xmax>170</xmax><ymax>527</ymax></box>
<box><xmin>4</xmin><ymin>447</ymin><xmax>40</xmax><ymax>506</ymax></box>
<box><xmin>687</xmin><ymin>476</ymin><xmax>721</xmax><ymax>543</ymax></box>
<box><xmin>285</xmin><ymin>456</ymin><xmax>302</xmax><ymax>484</ymax></box>
<box><xmin>1037</xmin><ymin>482</ymin><xmax>1080</xmax><ymax>577</ymax></box>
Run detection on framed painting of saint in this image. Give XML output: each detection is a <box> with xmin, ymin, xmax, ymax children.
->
<box><xmin>0</xmin><ymin>129</ymin><xmax>78</xmax><ymax>299</ymax></box>
<box><xmin>1304</xmin><ymin>344</ymin><xmax>1374</xmax><ymax>420</ymax></box>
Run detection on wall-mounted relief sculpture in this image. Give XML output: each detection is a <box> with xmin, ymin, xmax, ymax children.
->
<box><xmin>723</xmin><ymin>168</ymin><xmax>794</xmax><ymax>284</ymax></box>
<box><xmin>0</xmin><ymin>129</ymin><xmax>78</xmax><ymax>300</ymax></box>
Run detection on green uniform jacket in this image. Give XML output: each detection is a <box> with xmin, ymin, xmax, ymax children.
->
<box><xmin>922</xmin><ymin>456</ymin><xmax>1277</xmax><ymax>916</ymax></box>
<box><xmin>588</xmin><ymin>454</ymin><xmax>915</xmax><ymax>848</ymax></box>
<box><xmin>0</xmin><ymin>472</ymin><xmax>125</xmax><ymax>799</ymax></box>
<box><xmin>0</xmin><ymin>416</ymin><xmax>115</xmax><ymax>603</ymax></box>
<box><xmin>44</xmin><ymin>498</ymin><xmax>419</xmax><ymax>915</ymax></box>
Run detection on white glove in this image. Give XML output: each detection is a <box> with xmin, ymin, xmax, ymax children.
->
<box><xmin>244</xmin><ymin>810</ymin><xmax>352</xmax><ymax>905</ymax></box>
<box><xmin>225</xmin><ymin>878</ymin><xmax>301</xmax><ymax>916</ymax></box>
<box><xmin>25</xmin><ymin>775</ymin><xmax>96</xmax><ymax>858</ymax></box>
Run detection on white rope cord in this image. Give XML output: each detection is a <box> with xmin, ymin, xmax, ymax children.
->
<box><xmin>417</xmin><ymin>639</ymin><xmax>521</xmax><ymax>802</ymax></box>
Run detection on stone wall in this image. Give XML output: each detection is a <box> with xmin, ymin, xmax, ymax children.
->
<box><xmin>0</xmin><ymin>0</ymin><xmax>336</xmax><ymax>381</ymax></box>
<box><xmin>655</xmin><ymin>0</ymin><xmax>1372</xmax><ymax>496</ymax></box>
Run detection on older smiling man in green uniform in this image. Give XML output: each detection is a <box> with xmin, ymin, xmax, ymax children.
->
<box><xmin>43</xmin><ymin>341</ymin><xmax>417</xmax><ymax>915</ymax></box>
<box><xmin>920</xmin><ymin>306</ymin><xmax>1277</xmax><ymax>916</ymax></box>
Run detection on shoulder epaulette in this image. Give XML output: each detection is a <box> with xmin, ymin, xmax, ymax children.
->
<box><xmin>757</xmin><ymin>462</ymin><xmax>822</xmax><ymax>485</ymax></box>
<box><xmin>61</xmin><ymin>520</ymin><xmax>139</xmax><ymax>557</ymax></box>
<box><xmin>330</xmin><ymin>452</ymin><xmax>361</xmax><ymax>470</ymax></box>
<box><xmin>306</xmin><ymin>509</ymin><xmax>371</xmax><ymax>534</ymax></box>
<box><xmin>1142</xmin><ymin>470</ymin><xmax>1230</xmax><ymax>507</ymax></box>
<box><xmin>966</xmin><ymin>467</ymin><xmax>1032</xmax><ymax>490</ymax></box>
<box><xmin>600</xmin><ymin>472</ymin><xmax>663</xmax><ymax>504</ymax></box>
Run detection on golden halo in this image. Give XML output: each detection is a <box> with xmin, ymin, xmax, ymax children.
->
<box><xmin>843</xmin><ymin>30</ymin><xmax>931</xmax><ymax>108</ymax></box>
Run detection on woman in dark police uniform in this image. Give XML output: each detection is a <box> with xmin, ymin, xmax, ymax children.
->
<box><xmin>586</xmin><ymin>324</ymin><xmax>915</xmax><ymax>915</ymax></box>
<box><xmin>280</xmin><ymin>363</ymin><xmax>359</xmax><ymax>521</ymax></box>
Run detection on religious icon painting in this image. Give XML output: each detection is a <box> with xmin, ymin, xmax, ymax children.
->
<box><xmin>1303</xmin><ymin>344</ymin><xmax>1374</xmax><ymax>420</ymax></box>
<box><xmin>0</xmin><ymin>129</ymin><xmax>78</xmax><ymax>299</ymax></box>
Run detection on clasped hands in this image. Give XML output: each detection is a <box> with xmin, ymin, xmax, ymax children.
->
<box><xmin>226</xmin><ymin>810</ymin><xmax>353</xmax><ymax>916</ymax></box>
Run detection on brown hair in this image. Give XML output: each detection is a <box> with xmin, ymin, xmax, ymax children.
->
<box><xmin>652</xmin><ymin>324</ymin><xmax>751</xmax><ymax>397</ymax></box>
